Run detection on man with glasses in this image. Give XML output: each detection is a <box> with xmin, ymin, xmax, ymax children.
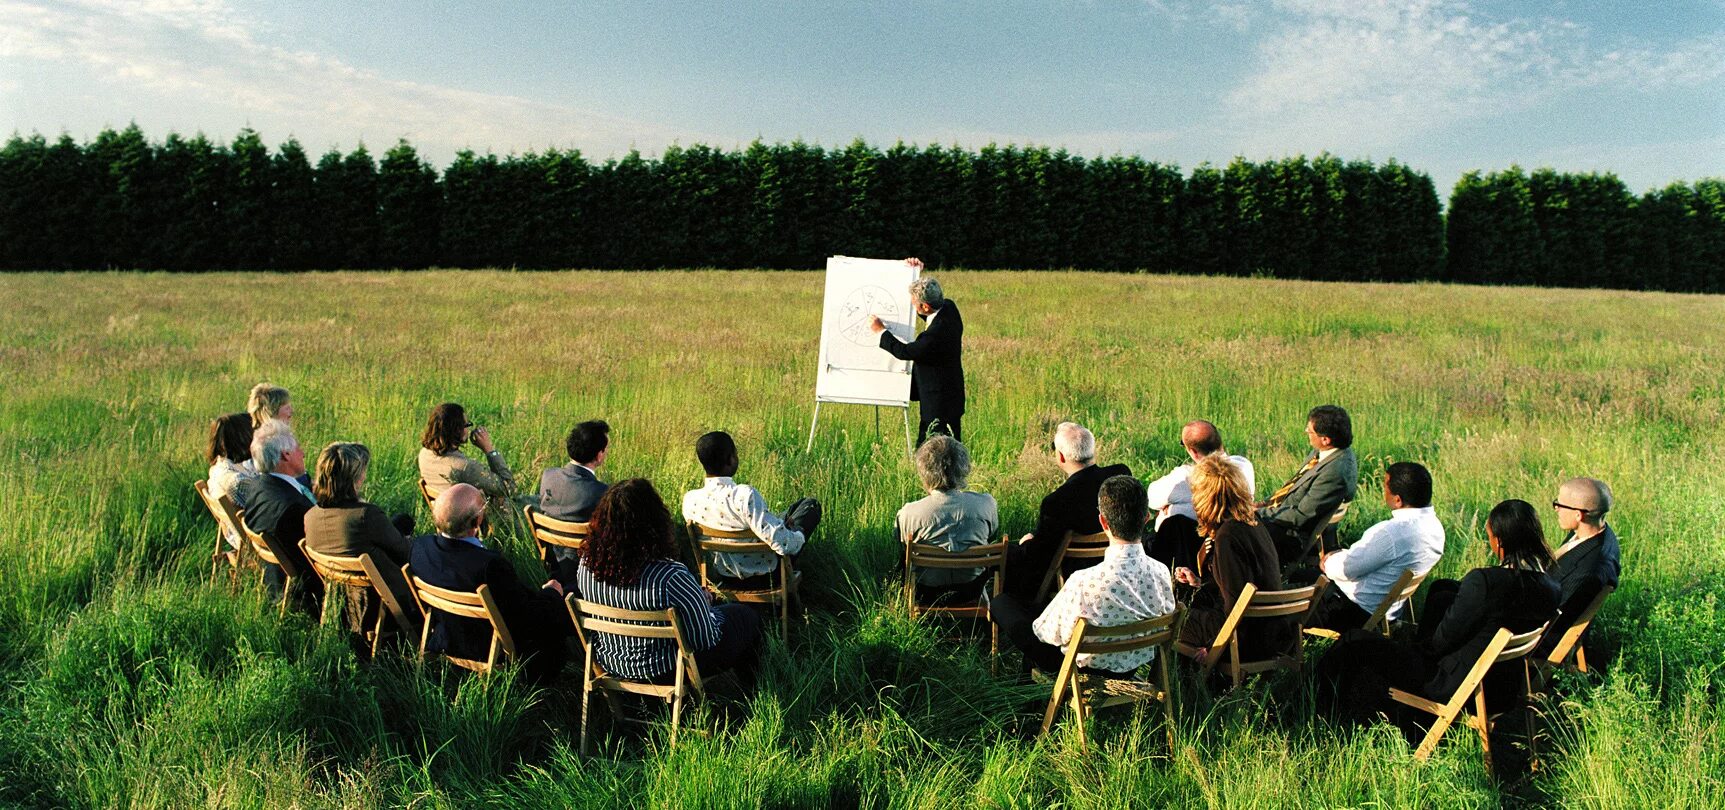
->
<box><xmin>1542</xmin><ymin>477</ymin><xmax>1621</xmax><ymax>655</ymax></box>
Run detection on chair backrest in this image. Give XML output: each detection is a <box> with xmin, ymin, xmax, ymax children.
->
<box><xmin>403</xmin><ymin>565</ymin><xmax>518</xmax><ymax>662</ymax></box>
<box><xmin>1364</xmin><ymin>568</ymin><xmax>1431</xmax><ymax>631</ymax></box>
<box><xmin>299</xmin><ymin>540</ymin><xmax>373</xmax><ymax>589</ymax></box>
<box><xmin>359</xmin><ymin>552</ymin><xmax>423</xmax><ymax>634</ymax></box>
<box><xmin>567</xmin><ymin>597</ymin><xmax>703</xmax><ymax>688</ymax></box>
<box><xmin>1301</xmin><ymin>501</ymin><xmax>1351</xmax><ymax>557</ymax></box>
<box><xmin>1071</xmin><ymin>609</ymin><xmax>1180</xmax><ymax>655</ymax></box>
<box><xmin>194</xmin><ymin>480</ymin><xmax>241</xmax><ymax>538</ymax></box>
<box><xmin>418</xmin><ymin>478</ymin><xmax>439</xmax><ymax>510</ymax></box>
<box><xmin>525</xmin><ymin>505</ymin><xmax>590</xmax><ymax>560</ymax></box>
<box><xmin>1495</xmin><ymin>623</ymin><xmax>1549</xmax><ymax>664</ymax></box>
<box><xmin>906</xmin><ymin>539</ymin><xmax>1010</xmax><ymax>570</ymax></box>
<box><xmin>688</xmin><ymin>521</ymin><xmax>772</xmax><ymax>554</ymax></box>
<box><xmin>1059</xmin><ymin>530</ymin><xmax>1111</xmax><ymax>564</ymax></box>
<box><xmin>1241</xmin><ymin>583</ymin><xmax>1322</xmax><ymax>618</ymax></box>
<box><xmin>1545</xmin><ymin>585</ymin><xmax>1614</xmax><ymax>667</ymax></box>
<box><xmin>238</xmin><ymin>513</ymin><xmax>299</xmax><ymax>577</ymax></box>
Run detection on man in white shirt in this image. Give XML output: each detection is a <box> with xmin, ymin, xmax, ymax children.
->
<box><xmin>990</xmin><ymin>475</ymin><xmax>1176</xmax><ymax>675</ymax></box>
<box><xmin>681</xmin><ymin>431</ymin><xmax>820</xmax><ymax>586</ymax></box>
<box><xmin>1307</xmin><ymin>461</ymin><xmax>1445</xmax><ymax>632</ymax></box>
<box><xmin>1144</xmin><ymin>420</ymin><xmax>1254</xmax><ymax>572</ymax></box>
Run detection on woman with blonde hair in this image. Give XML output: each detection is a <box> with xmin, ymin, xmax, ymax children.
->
<box><xmin>247</xmin><ymin>383</ymin><xmax>293</xmax><ymax>428</ymax></box>
<box><xmin>1175</xmin><ymin>453</ymin><xmax>1295</xmax><ymax>661</ymax></box>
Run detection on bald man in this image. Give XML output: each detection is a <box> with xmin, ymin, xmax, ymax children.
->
<box><xmin>409</xmin><ymin>483</ymin><xmax>573</xmax><ymax>685</ymax></box>
<box><xmin>1541</xmin><ymin>477</ymin><xmax>1621</xmax><ymax>655</ymax></box>
<box><xmin>1144</xmin><ymin>420</ymin><xmax>1254</xmax><ymax>573</ymax></box>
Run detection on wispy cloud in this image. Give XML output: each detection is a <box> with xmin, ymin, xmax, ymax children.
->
<box><xmin>0</xmin><ymin>0</ymin><xmax>707</xmax><ymax>159</ymax></box>
<box><xmin>1220</xmin><ymin>0</ymin><xmax>1725</xmax><ymax>154</ymax></box>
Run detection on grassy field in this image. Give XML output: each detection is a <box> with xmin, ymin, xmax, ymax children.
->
<box><xmin>0</xmin><ymin>270</ymin><xmax>1722</xmax><ymax>808</ymax></box>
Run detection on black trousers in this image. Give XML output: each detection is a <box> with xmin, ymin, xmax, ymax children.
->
<box><xmin>649</xmin><ymin>602</ymin><xmax>762</xmax><ymax>686</ymax></box>
<box><xmin>1306</xmin><ymin>586</ymin><xmax>1372</xmax><ymax>634</ymax></box>
<box><xmin>917</xmin><ymin>408</ymin><xmax>963</xmax><ymax>445</ymax></box>
<box><xmin>1146</xmin><ymin>515</ymin><xmax>1202</xmax><ymax>573</ymax></box>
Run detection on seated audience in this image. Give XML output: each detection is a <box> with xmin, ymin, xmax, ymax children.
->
<box><xmin>1004</xmin><ymin>422</ymin><xmax>1131</xmax><ymax>600</ymax></box>
<box><xmin>304</xmin><ymin>442</ymin><xmax>416</xmax><ymax>633</ymax></box>
<box><xmin>247</xmin><ymin>382</ymin><xmax>294</xmax><ymax>428</ymax></box>
<box><xmin>897</xmin><ymin>434</ymin><xmax>999</xmax><ymax>604</ymax></box>
<box><xmin>419</xmin><ymin>402</ymin><xmax>515</xmax><ymax>501</ymax></box>
<box><xmin>1305</xmin><ymin>462</ymin><xmax>1445</xmax><ymax>632</ymax></box>
<box><xmin>991</xmin><ymin>475</ymin><xmax>1175</xmax><ymax>674</ymax></box>
<box><xmin>1257</xmin><ymin>404</ymin><xmax>1360</xmax><ymax>563</ymax></box>
<box><xmin>409</xmin><ymin>484</ymin><xmax>571</xmax><ymax>685</ymax></box>
<box><xmin>1145</xmin><ymin>420</ymin><xmax>1254</xmax><ymax>573</ymax></box>
<box><xmin>205</xmin><ymin>413</ymin><xmax>257</xmax><ymax>545</ymax></box>
<box><xmin>234</xmin><ymin>420</ymin><xmax>320</xmax><ymax>602</ymax></box>
<box><xmin>538</xmin><ymin>419</ymin><xmax>611</xmax><ymax>578</ymax></box>
<box><xmin>681</xmin><ymin>431</ymin><xmax>820</xmax><ymax>587</ymax></box>
<box><xmin>1316</xmin><ymin>499</ymin><xmax>1561</xmax><ymax>731</ymax></box>
<box><xmin>1176</xmin><ymin>454</ymin><xmax>1295</xmax><ymax>663</ymax></box>
<box><xmin>1540</xmin><ymin>477</ymin><xmax>1622</xmax><ymax>657</ymax></box>
<box><xmin>579</xmin><ymin>479</ymin><xmax>762</xmax><ymax>684</ymax></box>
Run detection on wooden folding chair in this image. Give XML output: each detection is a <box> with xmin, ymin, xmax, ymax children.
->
<box><xmin>1034</xmin><ymin>529</ymin><xmax>1110</xmax><ymax>602</ymax></box>
<box><xmin>686</xmin><ymin>522</ymin><xmax>799</xmax><ymax>643</ymax></box>
<box><xmin>1390</xmin><ymin>622</ymin><xmax>1549</xmax><ymax>777</ymax></box>
<box><xmin>566</xmin><ymin>596</ymin><xmax>707</xmax><ymax>755</ymax></box>
<box><xmin>298</xmin><ymin>541</ymin><xmax>412</xmax><ymax>658</ymax></box>
<box><xmin>525</xmin><ymin>504</ymin><xmax>589</xmax><ymax>572</ymax></box>
<box><xmin>1304</xmin><ymin>568</ymin><xmax>1431</xmax><ymax>641</ymax></box>
<box><xmin>418</xmin><ymin>478</ymin><xmax>439</xmax><ymax>512</ymax></box>
<box><xmin>238</xmin><ymin>514</ymin><xmax>305</xmax><ymax>617</ymax></box>
<box><xmin>402</xmin><ymin>563</ymin><xmax>518</xmax><ymax>675</ymax></box>
<box><xmin>1177</xmin><ymin>580</ymin><xmax>1326</xmax><ymax>688</ymax></box>
<box><xmin>194</xmin><ymin>480</ymin><xmax>249</xmax><ymax>584</ymax></box>
<box><xmin>1298</xmin><ymin>501</ymin><xmax>1352</xmax><ymax>561</ymax></box>
<box><xmin>1039</xmin><ymin>607</ymin><xmax>1184</xmax><ymax>751</ymax></box>
<box><xmin>1538</xmin><ymin>585</ymin><xmax>1614</xmax><ymax>678</ymax></box>
<box><xmin>904</xmin><ymin>537</ymin><xmax>1009</xmax><ymax>671</ymax></box>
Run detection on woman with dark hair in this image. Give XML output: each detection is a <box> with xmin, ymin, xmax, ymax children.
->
<box><xmin>577</xmin><ymin>479</ymin><xmax>762</xmax><ymax>684</ymax></box>
<box><xmin>1175</xmin><ymin>454</ymin><xmax>1294</xmax><ymax>662</ymax></box>
<box><xmin>1317</xmin><ymin>499</ymin><xmax>1561</xmax><ymax>729</ymax></box>
<box><xmin>304</xmin><ymin>442</ymin><xmax>416</xmax><ymax>633</ymax></box>
<box><xmin>205</xmin><ymin>412</ymin><xmax>258</xmax><ymax>545</ymax></box>
<box><xmin>418</xmin><ymin>402</ymin><xmax>515</xmax><ymax>500</ymax></box>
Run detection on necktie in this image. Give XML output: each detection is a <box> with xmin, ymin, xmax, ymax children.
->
<box><xmin>1266</xmin><ymin>454</ymin><xmax>1320</xmax><ymax>509</ymax></box>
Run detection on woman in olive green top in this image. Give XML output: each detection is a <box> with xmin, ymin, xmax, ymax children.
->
<box><xmin>417</xmin><ymin>402</ymin><xmax>515</xmax><ymax>500</ymax></box>
<box><xmin>304</xmin><ymin>442</ymin><xmax>415</xmax><ymax>632</ymax></box>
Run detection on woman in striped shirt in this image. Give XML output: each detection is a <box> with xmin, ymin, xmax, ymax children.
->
<box><xmin>577</xmin><ymin>479</ymin><xmax>762</xmax><ymax>684</ymax></box>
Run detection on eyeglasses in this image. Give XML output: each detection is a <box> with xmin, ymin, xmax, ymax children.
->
<box><xmin>1552</xmin><ymin>500</ymin><xmax>1587</xmax><ymax>514</ymax></box>
<box><xmin>463</xmin><ymin>422</ymin><xmax>474</xmax><ymax>429</ymax></box>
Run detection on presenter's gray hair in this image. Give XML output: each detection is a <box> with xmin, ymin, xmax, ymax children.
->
<box><xmin>1053</xmin><ymin>421</ymin><xmax>1096</xmax><ymax>463</ymax></box>
<box><xmin>915</xmin><ymin>434</ymin><xmax>970</xmax><ymax>491</ymax></box>
<box><xmin>909</xmin><ymin>277</ymin><xmax>944</xmax><ymax>308</ymax></box>
<box><xmin>250</xmin><ymin>419</ymin><xmax>298</xmax><ymax>474</ymax></box>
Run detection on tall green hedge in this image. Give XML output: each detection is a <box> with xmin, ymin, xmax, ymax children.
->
<box><xmin>0</xmin><ymin>125</ymin><xmax>1719</xmax><ymax>291</ymax></box>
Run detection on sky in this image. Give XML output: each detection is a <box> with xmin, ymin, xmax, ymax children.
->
<box><xmin>2</xmin><ymin>0</ymin><xmax>1721</xmax><ymax>195</ymax></box>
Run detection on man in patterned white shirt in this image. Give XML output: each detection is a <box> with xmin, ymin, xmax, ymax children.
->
<box><xmin>681</xmin><ymin>431</ymin><xmax>821</xmax><ymax>586</ymax></box>
<box><xmin>990</xmin><ymin>475</ymin><xmax>1176</xmax><ymax>675</ymax></box>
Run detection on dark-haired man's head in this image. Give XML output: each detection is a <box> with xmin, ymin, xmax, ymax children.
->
<box><xmin>1181</xmin><ymin>419</ymin><xmax>1223</xmax><ymax>461</ymax></box>
<box><xmin>1306</xmin><ymin>404</ymin><xmax>1353</xmax><ymax>451</ymax></box>
<box><xmin>695</xmin><ymin>431</ymin><xmax>739</xmax><ymax>477</ymax></box>
<box><xmin>566</xmin><ymin>420</ymin><xmax>611</xmax><ymax>467</ymax></box>
<box><xmin>1384</xmin><ymin>461</ymin><xmax>1433</xmax><ymax>509</ymax></box>
<box><xmin>1097</xmin><ymin>475</ymin><xmax>1150</xmax><ymax>543</ymax></box>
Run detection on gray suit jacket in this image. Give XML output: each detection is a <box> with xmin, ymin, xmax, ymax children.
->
<box><xmin>538</xmin><ymin>463</ymin><xmax>607</xmax><ymax>561</ymax></box>
<box><xmin>1257</xmin><ymin>447</ymin><xmax>1358</xmax><ymax>539</ymax></box>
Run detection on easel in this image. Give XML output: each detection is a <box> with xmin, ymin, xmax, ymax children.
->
<box><xmin>806</xmin><ymin>395</ymin><xmax>914</xmax><ymax>456</ymax></box>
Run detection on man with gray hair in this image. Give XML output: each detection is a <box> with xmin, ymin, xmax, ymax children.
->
<box><xmin>1005</xmin><ymin>422</ymin><xmax>1132</xmax><ymax>601</ymax></box>
<box><xmin>1542</xmin><ymin>476</ymin><xmax>1621</xmax><ymax>655</ymax></box>
<box><xmin>869</xmin><ymin>257</ymin><xmax>966</xmax><ymax>444</ymax></box>
<box><xmin>1145</xmin><ymin>420</ymin><xmax>1255</xmax><ymax>572</ymax></box>
<box><xmin>235</xmin><ymin>419</ymin><xmax>320</xmax><ymax>602</ymax></box>
<box><xmin>896</xmin><ymin>435</ymin><xmax>999</xmax><ymax>604</ymax></box>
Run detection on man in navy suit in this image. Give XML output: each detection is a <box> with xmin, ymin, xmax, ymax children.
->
<box><xmin>870</xmin><ymin>258</ymin><xmax>966</xmax><ymax>445</ymax></box>
<box><xmin>235</xmin><ymin>420</ymin><xmax>320</xmax><ymax>604</ymax></box>
<box><xmin>410</xmin><ymin>484</ymin><xmax>572</xmax><ymax>685</ymax></box>
<box><xmin>537</xmin><ymin>419</ymin><xmax>610</xmax><ymax>578</ymax></box>
<box><xmin>1541</xmin><ymin>477</ymin><xmax>1622</xmax><ymax>657</ymax></box>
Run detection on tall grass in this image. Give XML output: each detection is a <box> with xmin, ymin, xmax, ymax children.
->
<box><xmin>1</xmin><ymin>270</ymin><xmax>1721</xmax><ymax>807</ymax></box>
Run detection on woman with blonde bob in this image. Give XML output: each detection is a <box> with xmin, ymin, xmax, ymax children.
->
<box><xmin>303</xmin><ymin>442</ymin><xmax>416</xmax><ymax>632</ymax></box>
<box><xmin>1175</xmin><ymin>454</ymin><xmax>1295</xmax><ymax>662</ymax></box>
<box><xmin>247</xmin><ymin>383</ymin><xmax>294</xmax><ymax>428</ymax></box>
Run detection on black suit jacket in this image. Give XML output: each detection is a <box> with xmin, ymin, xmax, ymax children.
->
<box><xmin>1031</xmin><ymin>463</ymin><xmax>1132</xmax><ymax>546</ymax></box>
<box><xmin>235</xmin><ymin>474</ymin><xmax>316</xmax><ymax>577</ymax></box>
<box><xmin>408</xmin><ymin>533</ymin><xmax>566</xmax><ymax>666</ymax></box>
<box><xmin>1423</xmin><ymin>566</ymin><xmax>1560</xmax><ymax>700</ymax></box>
<box><xmin>879</xmin><ymin>299</ymin><xmax>965</xmax><ymax>416</ymax></box>
<box><xmin>1542</xmin><ymin>525</ymin><xmax>1621</xmax><ymax>651</ymax></box>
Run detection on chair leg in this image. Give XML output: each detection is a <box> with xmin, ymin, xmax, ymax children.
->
<box><xmin>1069</xmin><ymin>675</ymin><xmax>1088</xmax><ymax>751</ymax></box>
<box><xmin>579</xmin><ymin>685</ymin><xmax>593</xmax><ymax>756</ymax></box>
<box><xmin>989</xmin><ymin>620</ymin><xmax>1000</xmax><ymax>677</ymax></box>
<box><xmin>1040</xmin><ymin>667</ymin><xmax>1072</xmax><ymax>735</ymax></box>
<box><xmin>1574</xmin><ymin>645</ymin><xmax>1588</xmax><ymax>674</ymax></box>
<box><xmin>780</xmin><ymin>597</ymin><xmax>789</xmax><ymax>644</ymax></box>
<box><xmin>1473</xmin><ymin>690</ymin><xmax>1494</xmax><ymax>778</ymax></box>
<box><xmin>1412</xmin><ymin>707</ymin><xmax>1458</xmax><ymax>762</ymax></box>
<box><xmin>669</xmin><ymin>687</ymin><xmax>684</xmax><ymax>747</ymax></box>
<box><xmin>279</xmin><ymin>575</ymin><xmax>295</xmax><ymax>618</ymax></box>
<box><xmin>1159</xmin><ymin>654</ymin><xmax>1176</xmax><ymax>753</ymax></box>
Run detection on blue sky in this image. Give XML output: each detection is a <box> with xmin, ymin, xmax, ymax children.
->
<box><xmin>2</xmin><ymin>1</ymin><xmax>1721</xmax><ymax>195</ymax></box>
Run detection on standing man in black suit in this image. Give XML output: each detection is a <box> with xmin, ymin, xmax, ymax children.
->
<box><xmin>1004</xmin><ymin>422</ymin><xmax>1132</xmax><ymax>600</ymax></box>
<box><xmin>235</xmin><ymin>420</ymin><xmax>320</xmax><ymax>603</ymax></box>
<box><xmin>537</xmin><ymin>419</ymin><xmax>610</xmax><ymax>578</ymax></box>
<box><xmin>410</xmin><ymin>483</ymin><xmax>572</xmax><ymax>686</ymax></box>
<box><xmin>1540</xmin><ymin>476</ymin><xmax>1622</xmax><ymax>656</ymax></box>
<box><xmin>869</xmin><ymin>258</ymin><xmax>965</xmax><ymax>444</ymax></box>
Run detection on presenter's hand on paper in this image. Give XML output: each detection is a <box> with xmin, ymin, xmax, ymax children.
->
<box><xmin>868</xmin><ymin>315</ymin><xmax>886</xmax><ymax>334</ymax></box>
<box><xmin>904</xmin><ymin>257</ymin><xmax>924</xmax><ymax>270</ymax></box>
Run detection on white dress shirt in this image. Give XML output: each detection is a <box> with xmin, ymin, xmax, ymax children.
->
<box><xmin>1320</xmin><ymin>505</ymin><xmax>1445</xmax><ymax>619</ymax></box>
<box><xmin>1032</xmin><ymin>541</ymin><xmax>1177</xmax><ymax>672</ymax></box>
<box><xmin>681</xmin><ymin>477</ymin><xmax>806</xmax><ymax>579</ymax></box>
<box><xmin>1145</xmin><ymin>454</ymin><xmax>1254</xmax><ymax>529</ymax></box>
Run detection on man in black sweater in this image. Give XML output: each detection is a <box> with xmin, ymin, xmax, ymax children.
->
<box><xmin>870</xmin><ymin>258</ymin><xmax>965</xmax><ymax>445</ymax></box>
<box><xmin>1004</xmin><ymin>422</ymin><xmax>1131</xmax><ymax>601</ymax></box>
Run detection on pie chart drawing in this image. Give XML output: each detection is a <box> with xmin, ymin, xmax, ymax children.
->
<box><xmin>838</xmin><ymin>285</ymin><xmax>901</xmax><ymax>348</ymax></box>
